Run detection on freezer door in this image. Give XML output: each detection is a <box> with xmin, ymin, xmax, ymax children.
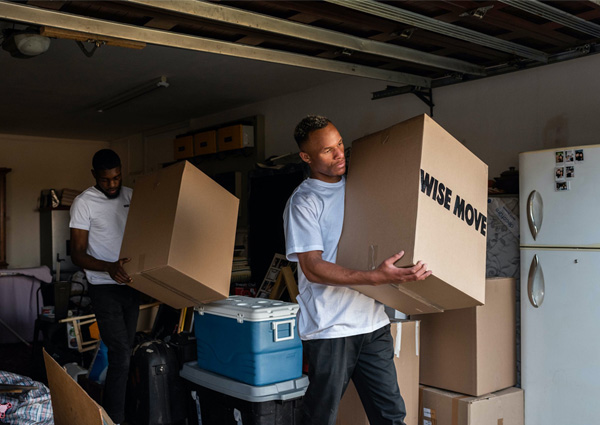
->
<box><xmin>521</xmin><ymin>248</ymin><xmax>600</xmax><ymax>425</ymax></box>
<box><xmin>519</xmin><ymin>145</ymin><xmax>600</xmax><ymax>246</ymax></box>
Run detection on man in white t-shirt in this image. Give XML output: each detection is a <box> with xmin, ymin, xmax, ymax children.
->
<box><xmin>70</xmin><ymin>149</ymin><xmax>138</xmax><ymax>425</ymax></box>
<box><xmin>283</xmin><ymin>116</ymin><xmax>432</xmax><ymax>425</ymax></box>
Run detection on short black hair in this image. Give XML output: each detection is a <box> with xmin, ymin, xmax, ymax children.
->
<box><xmin>293</xmin><ymin>115</ymin><xmax>331</xmax><ymax>149</ymax></box>
<box><xmin>92</xmin><ymin>149</ymin><xmax>121</xmax><ymax>172</ymax></box>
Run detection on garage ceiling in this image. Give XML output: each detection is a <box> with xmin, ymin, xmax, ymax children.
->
<box><xmin>1</xmin><ymin>0</ymin><xmax>599</xmax><ymax>141</ymax></box>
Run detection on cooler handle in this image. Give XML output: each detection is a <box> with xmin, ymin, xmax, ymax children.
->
<box><xmin>272</xmin><ymin>319</ymin><xmax>296</xmax><ymax>342</ymax></box>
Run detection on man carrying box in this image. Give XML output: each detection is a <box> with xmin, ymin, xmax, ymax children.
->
<box><xmin>283</xmin><ymin>115</ymin><xmax>431</xmax><ymax>425</ymax></box>
<box><xmin>70</xmin><ymin>149</ymin><xmax>140</xmax><ymax>425</ymax></box>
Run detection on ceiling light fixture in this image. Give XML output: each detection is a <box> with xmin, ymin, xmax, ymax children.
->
<box><xmin>1</xmin><ymin>28</ymin><xmax>50</xmax><ymax>58</ymax></box>
<box><xmin>95</xmin><ymin>76</ymin><xmax>169</xmax><ymax>113</ymax></box>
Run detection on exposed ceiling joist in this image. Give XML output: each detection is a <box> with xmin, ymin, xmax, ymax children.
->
<box><xmin>0</xmin><ymin>0</ymin><xmax>432</xmax><ymax>87</ymax></box>
<box><xmin>324</xmin><ymin>0</ymin><xmax>549</xmax><ymax>63</ymax></box>
<box><xmin>499</xmin><ymin>0</ymin><xmax>600</xmax><ymax>38</ymax></box>
<box><xmin>124</xmin><ymin>0</ymin><xmax>485</xmax><ymax>76</ymax></box>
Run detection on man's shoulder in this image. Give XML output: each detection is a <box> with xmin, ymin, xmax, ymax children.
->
<box><xmin>72</xmin><ymin>187</ymin><xmax>97</xmax><ymax>203</ymax></box>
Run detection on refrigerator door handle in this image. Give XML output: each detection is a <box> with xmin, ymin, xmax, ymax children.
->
<box><xmin>527</xmin><ymin>190</ymin><xmax>543</xmax><ymax>240</ymax></box>
<box><xmin>528</xmin><ymin>254</ymin><xmax>545</xmax><ymax>308</ymax></box>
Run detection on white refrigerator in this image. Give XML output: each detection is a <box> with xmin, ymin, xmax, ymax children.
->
<box><xmin>520</xmin><ymin>145</ymin><xmax>600</xmax><ymax>425</ymax></box>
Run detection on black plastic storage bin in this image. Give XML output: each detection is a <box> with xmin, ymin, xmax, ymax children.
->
<box><xmin>181</xmin><ymin>362</ymin><xmax>307</xmax><ymax>425</ymax></box>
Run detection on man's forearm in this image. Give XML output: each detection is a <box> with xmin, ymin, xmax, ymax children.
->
<box><xmin>71</xmin><ymin>252</ymin><xmax>113</xmax><ymax>273</ymax></box>
<box><xmin>300</xmin><ymin>255</ymin><xmax>380</xmax><ymax>287</ymax></box>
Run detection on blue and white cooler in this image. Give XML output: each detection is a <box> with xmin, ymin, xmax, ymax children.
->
<box><xmin>194</xmin><ymin>296</ymin><xmax>302</xmax><ymax>386</ymax></box>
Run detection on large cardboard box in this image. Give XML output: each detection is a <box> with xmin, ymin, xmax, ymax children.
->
<box><xmin>336</xmin><ymin>320</ymin><xmax>420</xmax><ymax>425</ymax></box>
<box><xmin>418</xmin><ymin>385</ymin><xmax>523</xmax><ymax>425</ymax></box>
<box><xmin>413</xmin><ymin>277</ymin><xmax>516</xmax><ymax>396</ymax></box>
<box><xmin>337</xmin><ymin>114</ymin><xmax>488</xmax><ymax>314</ymax></box>
<box><xmin>44</xmin><ymin>349</ymin><xmax>115</xmax><ymax>425</ymax></box>
<box><xmin>120</xmin><ymin>161</ymin><xmax>239</xmax><ymax>308</ymax></box>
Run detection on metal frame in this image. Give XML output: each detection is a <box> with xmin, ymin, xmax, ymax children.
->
<box><xmin>324</xmin><ymin>0</ymin><xmax>549</xmax><ymax>63</ymax></box>
<box><xmin>499</xmin><ymin>0</ymin><xmax>600</xmax><ymax>38</ymax></box>
<box><xmin>125</xmin><ymin>0</ymin><xmax>485</xmax><ymax>76</ymax></box>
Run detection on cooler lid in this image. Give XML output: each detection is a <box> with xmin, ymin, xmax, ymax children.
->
<box><xmin>194</xmin><ymin>295</ymin><xmax>299</xmax><ymax>322</ymax></box>
<box><xmin>180</xmin><ymin>362</ymin><xmax>308</xmax><ymax>402</ymax></box>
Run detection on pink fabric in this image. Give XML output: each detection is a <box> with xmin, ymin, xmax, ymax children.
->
<box><xmin>0</xmin><ymin>266</ymin><xmax>50</xmax><ymax>344</ymax></box>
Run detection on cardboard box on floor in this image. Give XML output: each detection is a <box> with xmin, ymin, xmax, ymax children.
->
<box><xmin>337</xmin><ymin>114</ymin><xmax>488</xmax><ymax>314</ymax></box>
<box><xmin>120</xmin><ymin>161</ymin><xmax>239</xmax><ymax>309</ymax></box>
<box><xmin>336</xmin><ymin>320</ymin><xmax>420</xmax><ymax>425</ymax></box>
<box><xmin>413</xmin><ymin>277</ymin><xmax>516</xmax><ymax>396</ymax></box>
<box><xmin>418</xmin><ymin>385</ymin><xmax>523</xmax><ymax>425</ymax></box>
<box><xmin>43</xmin><ymin>349</ymin><xmax>115</xmax><ymax>425</ymax></box>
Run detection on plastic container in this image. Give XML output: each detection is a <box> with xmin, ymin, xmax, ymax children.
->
<box><xmin>181</xmin><ymin>361</ymin><xmax>307</xmax><ymax>425</ymax></box>
<box><xmin>194</xmin><ymin>296</ymin><xmax>302</xmax><ymax>386</ymax></box>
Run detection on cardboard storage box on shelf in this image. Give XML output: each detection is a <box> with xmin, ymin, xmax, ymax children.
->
<box><xmin>217</xmin><ymin>124</ymin><xmax>254</xmax><ymax>151</ymax></box>
<box><xmin>336</xmin><ymin>320</ymin><xmax>420</xmax><ymax>425</ymax></box>
<box><xmin>194</xmin><ymin>130</ymin><xmax>217</xmax><ymax>155</ymax></box>
<box><xmin>120</xmin><ymin>161</ymin><xmax>239</xmax><ymax>309</ymax></box>
<box><xmin>413</xmin><ymin>277</ymin><xmax>516</xmax><ymax>396</ymax></box>
<box><xmin>173</xmin><ymin>134</ymin><xmax>194</xmax><ymax>160</ymax></box>
<box><xmin>418</xmin><ymin>385</ymin><xmax>523</xmax><ymax>425</ymax></box>
<box><xmin>337</xmin><ymin>114</ymin><xmax>488</xmax><ymax>314</ymax></box>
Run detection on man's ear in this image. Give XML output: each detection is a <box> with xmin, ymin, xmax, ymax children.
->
<box><xmin>299</xmin><ymin>151</ymin><xmax>311</xmax><ymax>164</ymax></box>
<box><xmin>91</xmin><ymin>169</ymin><xmax>97</xmax><ymax>179</ymax></box>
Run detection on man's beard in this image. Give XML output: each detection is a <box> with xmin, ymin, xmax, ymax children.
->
<box><xmin>97</xmin><ymin>185</ymin><xmax>121</xmax><ymax>199</ymax></box>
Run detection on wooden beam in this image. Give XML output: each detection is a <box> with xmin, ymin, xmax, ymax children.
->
<box><xmin>0</xmin><ymin>1</ymin><xmax>431</xmax><ymax>87</ymax></box>
<box><xmin>40</xmin><ymin>26</ymin><xmax>146</xmax><ymax>49</ymax></box>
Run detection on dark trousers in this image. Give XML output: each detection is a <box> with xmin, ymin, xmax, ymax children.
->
<box><xmin>302</xmin><ymin>324</ymin><xmax>406</xmax><ymax>425</ymax></box>
<box><xmin>88</xmin><ymin>283</ymin><xmax>140</xmax><ymax>424</ymax></box>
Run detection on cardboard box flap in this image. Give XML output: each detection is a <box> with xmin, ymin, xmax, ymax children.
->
<box><xmin>129</xmin><ymin>266</ymin><xmax>228</xmax><ymax>309</ymax></box>
<box><xmin>43</xmin><ymin>349</ymin><xmax>114</xmax><ymax>425</ymax></box>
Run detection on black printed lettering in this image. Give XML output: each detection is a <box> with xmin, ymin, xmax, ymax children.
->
<box><xmin>420</xmin><ymin>170</ymin><xmax>435</xmax><ymax>197</ymax></box>
<box><xmin>436</xmin><ymin>183</ymin><xmax>446</xmax><ymax>206</ymax></box>
<box><xmin>466</xmin><ymin>204</ymin><xmax>474</xmax><ymax>225</ymax></box>
<box><xmin>444</xmin><ymin>188</ymin><xmax>452</xmax><ymax>210</ymax></box>
<box><xmin>453</xmin><ymin>196</ymin><xmax>465</xmax><ymax>220</ymax></box>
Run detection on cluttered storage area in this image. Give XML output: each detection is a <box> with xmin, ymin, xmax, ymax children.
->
<box><xmin>2</xmin><ymin>1</ymin><xmax>600</xmax><ymax>425</ymax></box>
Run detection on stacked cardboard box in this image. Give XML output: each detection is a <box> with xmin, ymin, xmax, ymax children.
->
<box><xmin>337</xmin><ymin>114</ymin><xmax>488</xmax><ymax>315</ymax></box>
<box><xmin>413</xmin><ymin>278</ymin><xmax>522</xmax><ymax>425</ymax></box>
<box><xmin>336</xmin><ymin>320</ymin><xmax>420</xmax><ymax>425</ymax></box>
<box><xmin>419</xmin><ymin>386</ymin><xmax>523</xmax><ymax>425</ymax></box>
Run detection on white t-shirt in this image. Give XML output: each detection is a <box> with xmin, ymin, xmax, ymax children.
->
<box><xmin>69</xmin><ymin>186</ymin><xmax>132</xmax><ymax>285</ymax></box>
<box><xmin>283</xmin><ymin>177</ymin><xmax>389</xmax><ymax>340</ymax></box>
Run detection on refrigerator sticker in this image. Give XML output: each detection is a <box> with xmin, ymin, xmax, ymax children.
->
<box><xmin>565</xmin><ymin>150</ymin><xmax>575</xmax><ymax>163</ymax></box>
<box><xmin>555</xmin><ymin>167</ymin><xmax>565</xmax><ymax>181</ymax></box>
<box><xmin>420</xmin><ymin>169</ymin><xmax>487</xmax><ymax>236</ymax></box>
<box><xmin>575</xmin><ymin>149</ymin><xmax>584</xmax><ymax>162</ymax></box>
<box><xmin>566</xmin><ymin>166</ymin><xmax>575</xmax><ymax>179</ymax></box>
<box><xmin>555</xmin><ymin>151</ymin><xmax>565</xmax><ymax>164</ymax></box>
<box><xmin>555</xmin><ymin>181</ymin><xmax>570</xmax><ymax>191</ymax></box>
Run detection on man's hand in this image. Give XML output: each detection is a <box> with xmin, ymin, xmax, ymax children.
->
<box><xmin>372</xmin><ymin>251</ymin><xmax>432</xmax><ymax>286</ymax></box>
<box><xmin>107</xmin><ymin>258</ymin><xmax>133</xmax><ymax>284</ymax></box>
